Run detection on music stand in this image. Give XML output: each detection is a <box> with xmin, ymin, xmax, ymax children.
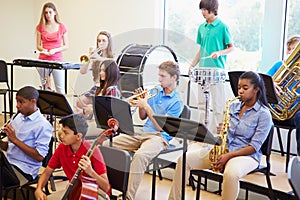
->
<box><xmin>0</xmin><ymin>149</ymin><xmax>20</xmax><ymax>198</ymax></box>
<box><xmin>93</xmin><ymin>96</ymin><xmax>135</xmax><ymax>136</ymax></box>
<box><xmin>153</xmin><ymin>115</ymin><xmax>221</xmax><ymax>200</ymax></box>
<box><xmin>37</xmin><ymin>90</ymin><xmax>73</xmax><ymax>191</ymax></box>
<box><xmin>37</xmin><ymin>90</ymin><xmax>73</xmax><ymax>125</ymax></box>
<box><xmin>228</xmin><ymin>71</ymin><xmax>278</xmax><ymax>104</ymax></box>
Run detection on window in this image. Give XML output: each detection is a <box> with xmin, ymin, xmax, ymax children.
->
<box><xmin>285</xmin><ymin>0</ymin><xmax>300</xmax><ymax>53</ymax></box>
<box><xmin>164</xmin><ymin>0</ymin><xmax>265</xmax><ymax>74</ymax></box>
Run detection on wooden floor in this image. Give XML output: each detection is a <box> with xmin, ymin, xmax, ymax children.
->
<box><xmin>35</xmin><ymin>153</ymin><xmax>292</xmax><ymax>200</ymax></box>
<box><xmin>0</xmin><ymin>114</ymin><xmax>295</xmax><ymax>200</ymax></box>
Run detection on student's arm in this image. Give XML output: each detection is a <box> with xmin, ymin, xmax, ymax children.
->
<box><xmin>79</xmin><ymin>155</ymin><xmax>110</xmax><ymax>193</ymax></box>
<box><xmin>188</xmin><ymin>50</ymin><xmax>200</xmax><ymax>73</ymax></box>
<box><xmin>4</xmin><ymin>124</ymin><xmax>44</xmax><ymax>162</ymax></box>
<box><xmin>35</xmin><ymin>166</ymin><xmax>55</xmax><ymax>200</ymax></box>
<box><xmin>211</xmin><ymin>43</ymin><xmax>234</xmax><ymax>59</ymax></box>
<box><xmin>138</xmin><ymin>100</ymin><xmax>164</xmax><ymax>132</ymax></box>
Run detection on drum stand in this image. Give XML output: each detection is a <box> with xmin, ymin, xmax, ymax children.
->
<box><xmin>200</xmin><ymin>82</ymin><xmax>210</xmax><ymax>126</ymax></box>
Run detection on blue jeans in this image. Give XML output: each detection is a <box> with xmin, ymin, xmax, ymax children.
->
<box><xmin>273</xmin><ymin>110</ymin><xmax>300</xmax><ymax>155</ymax></box>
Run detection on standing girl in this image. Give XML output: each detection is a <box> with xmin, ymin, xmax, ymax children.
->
<box><xmin>36</xmin><ymin>2</ymin><xmax>68</xmax><ymax>94</ymax></box>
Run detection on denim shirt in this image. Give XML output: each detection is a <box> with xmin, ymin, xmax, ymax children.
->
<box><xmin>142</xmin><ymin>85</ymin><xmax>183</xmax><ymax>143</ymax></box>
<box><xmin>227</xmin><ymin>101</ymin><xmax>273</xmax><ymax>163</ymax></box>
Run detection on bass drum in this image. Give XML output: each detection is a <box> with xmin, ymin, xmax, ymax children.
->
<box><xmin>117</xmin><ymin>44</ymin><xmax>177</xmax><ymax>98</ymax></box>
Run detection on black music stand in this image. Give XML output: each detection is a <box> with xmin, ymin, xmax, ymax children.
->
<box><xmin>228</xmin><ymin>71</ymin><xmax>278</xmax><ymax>104</ymax></box>
<box><xmin>0</xmin><ymin>149</ymin><xmax>20</xmax><ymax>198</ymax></box>
<box><xmin>37</xmin><ymin>90</ymin><xmax>73</xmax><ymax>125</ymax></box>
<box><xmin>93</xmin><ymin>96</ymin><xmax>135</xmax><ymax>136</ymax></box>
<box><xmin>153</xmin><ymin>115</ymin><xmax>221</xmax><ymax>200</ymax></box>
<box><xmin>37</xmin><ymin>90</ymin><xmax>73</xmax><ymax>191</ymax></box>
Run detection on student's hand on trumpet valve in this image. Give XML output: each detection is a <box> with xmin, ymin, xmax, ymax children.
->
<box><xmin>129</xmin><ymin>87</ymin><xmax>149</xmax><ymax>107</ymax></box>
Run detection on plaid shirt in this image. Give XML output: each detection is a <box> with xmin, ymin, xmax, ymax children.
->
<box><xmin>105</xmin><ymin>85</ymin><xmax>121</xmax><ymax>98</ymax></box>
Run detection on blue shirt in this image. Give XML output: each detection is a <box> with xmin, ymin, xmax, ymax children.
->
<box><xmin>227</xmin><ymin>101</ymin><xmax>273</xmax><ymax>163</ymax></box>
<box><xmin>266</xmin><ymin>61</ymin><xmax>283</xmax><ymax>76</ymax></box>
<box><xmin>7</xmin><ymin>109</ymin><xmax>53</xmax><ymax>179</ymax></box>
<box><xmin>267</xmin><ymin>60</ymin><xmax>300</xmax><ymax>106</ymax></box>
<box><xmin>197</xmin><ymin>17</ymin><xmax>233</xmax><ymax>69</ymax></box>
<box><xmin>142</xmin><ymin>86</ymin><xmax>183</xmax><ymax>143</ymax></box>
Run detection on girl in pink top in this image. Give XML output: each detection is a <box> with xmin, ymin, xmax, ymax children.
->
<box><xmin>36</xmin><ymin>2</ymin><xmax>68</xmax><ymax>94</ymax></box>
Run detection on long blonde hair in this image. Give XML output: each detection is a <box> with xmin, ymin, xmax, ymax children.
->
<box><xmin>38</xmin><ymin>2</ymin><xmax>61</xmax><ymax>26</ymax></box>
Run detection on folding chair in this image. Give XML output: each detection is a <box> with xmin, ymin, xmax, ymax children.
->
<box><xmin>288</xmin><ymin>156</ymin><xmax>300</xmax><ymax>200</ymax></box>
<box><xmin>100</xmin><ymin>146</ymin><xmax>131</xmax><ymax>200</ymax></box>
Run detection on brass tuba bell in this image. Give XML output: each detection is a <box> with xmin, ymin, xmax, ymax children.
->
<box><xmin>268</xmin><ymin>42</ymin><xmax>300</xmax><ymax>121</ymax></box>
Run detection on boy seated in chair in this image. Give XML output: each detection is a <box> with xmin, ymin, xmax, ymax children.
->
<box><xmin>0</xmin><ymin>86</ymin><xmax>53</xmax><ymax>194</ymax></box>
<box><xmin>34</xmin><ymin>114</ymin><xmax>110</xmax><ymax>200</ymax></box>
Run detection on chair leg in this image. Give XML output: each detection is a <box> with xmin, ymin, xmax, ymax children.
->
<box><xmin>276</xmin><ymin>127</ymin><xmax>284</xmax><ymax>156</ymax></box>
<box><xmin>3</xmin><ymin>93</ymin><xmax>7</xmax><ymax>122</ymax></box>
<box><xmin>189</xmin><ymin>174</ymin><xmax>196</xmax><ymax>190</ymax></box>
<box><xmin>285</xmin><ymin>129</ymin><xmax>292</xmax><ymax>173</ymax></box>
<box><xmin>151</xmin><ymin>170</ymin><xmax>156</xmax><ymax>200</ymax></box>
<box><xmin>195</xmin><ymin>174</ymin><xmax>201</xmax><ymax>200</ymax></box>
<box><xmin>157</xmin><ymin>169</ymin><xmax>163</xmax><ymax>180</ymax></box>
<box><xmin>245</xmin><ymin>188</ymin><xmax>249</xmax><ymax>200</ymax></box>
<box><xmin>266</xmin><ymin>175</ymin><xmax>276</xmax><ymax>200</ymax></box>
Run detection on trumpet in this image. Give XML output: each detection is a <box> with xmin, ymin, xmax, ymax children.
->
<box><xmin>0</xmin><ymin>112</ymin><xmax>19</xmax><ymax>139</ymax></box>
<box><xmin>80</xmin><ymin>47</ymin><xmax>102</xmax><ymax>64</ymax></box>
<box><xmin>126</xmin><ymin>86</ymin><xmax>159</xmax><ymax>106</ymax></box>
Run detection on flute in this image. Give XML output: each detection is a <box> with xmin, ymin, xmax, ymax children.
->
<box><xmin>0</xmin><ymin>111</ymin><xmax>20</xmax><ymax>139</ymax></box>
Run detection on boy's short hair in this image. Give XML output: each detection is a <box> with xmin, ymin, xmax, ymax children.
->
<box><xmin>16</xmin><ymin>86</ymin><xmax>39</xmax><ymax>101</ymax></box>
<box><xmin>158</xmin><ymin>61</ymin><xmax>180</xmax><ymax>81</ymax></box>
<box><xmin>199</xmin><ymin>0</ymin><xmax>219</xmax><ymax>16</ymax></box>
<box><xmin>59</xmin><ymin>114</ymin><xmax>88</xmax><ymax>137</ymax></box>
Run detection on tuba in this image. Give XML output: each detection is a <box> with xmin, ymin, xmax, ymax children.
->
<box><xmin>268</xmin><ymin>42</ymin><xmax>300</xmax><ymax>121</ymax></box>
<box><xmin>209</xmin><ymin>96</ymin><xmax>239</xmax><ymax>173</ymax></box>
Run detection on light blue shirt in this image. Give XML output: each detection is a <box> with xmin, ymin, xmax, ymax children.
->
<box><xmin>7</xmin><ymin>109</ymin><xmax>53</xmax><ymax>179</ymax></box>
<box><xmin>267</xmin><ymin>60</ymin><xmax>300</xmax><ymax>105</ymax></box>
<box><xmin>227</xmin><ymin>101</ymin><xmax>273</xmax><ymax>163</ymax></box>
<box><xmin>142</xmin><ymin>85</ymin><xmax>183</xmax><ymax>143</ymax></box>
<box><xmin>266</xmin><ymin>61</ymin><xmax>283</xmax><ymax>76</ymax></box>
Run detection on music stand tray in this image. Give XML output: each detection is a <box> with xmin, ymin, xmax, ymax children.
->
<box><xmin>37</xmin><ymin>90</ymin><xmax>73</xmax><ymax>124</ymax></box>
<box><xmin>154</xmin><ymin>115</ymin><xmax>221</xmax><ymax>145</ymax></box>
<box><xmin>228</xmin><ymin>71</ymin><xmax>278</xmax><ymax>104</ymax></box>
<box><xmin>93</xmin><ymin>96</ymin><xmax>135</xmax><ymax>135</ymax></box>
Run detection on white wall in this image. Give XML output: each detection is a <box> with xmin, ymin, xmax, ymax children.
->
<box><xmin>0</xmin><ymin>0</ymin><xmax>164</xmax><ymax>109</ymax></box>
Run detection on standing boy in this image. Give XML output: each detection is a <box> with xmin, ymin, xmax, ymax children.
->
<box><xmin>189</xmin><ymin>0</ymin><xmax>234</xmax><ymax>133</ymax></box>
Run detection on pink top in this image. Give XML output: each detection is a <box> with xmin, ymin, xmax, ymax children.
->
<box><xmin>36</xmin><ymin>23</ymin><xmax>67</xmax><ymax>61</ymax></box>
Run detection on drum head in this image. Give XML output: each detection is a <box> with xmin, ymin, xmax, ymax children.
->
<box><xmin>117</xmin><ymin>44</ymin><xmax>177</xmax><ymax>97</ymax></box>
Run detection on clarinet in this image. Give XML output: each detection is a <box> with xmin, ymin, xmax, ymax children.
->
<box><xmin>61</xmin><ymin>118</ymin><xmax>119</xmax><ymax>200</ymax></box>
<box><xmin>0</xmin><ymin>112</ymin><xmax>20</xmax><ymax>139</ymax></box>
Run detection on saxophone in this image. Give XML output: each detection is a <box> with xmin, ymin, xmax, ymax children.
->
<box><xmin>209</xmin><ymin>96</ymin><xmax>239</xmax><ymax>173</ymax></box>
